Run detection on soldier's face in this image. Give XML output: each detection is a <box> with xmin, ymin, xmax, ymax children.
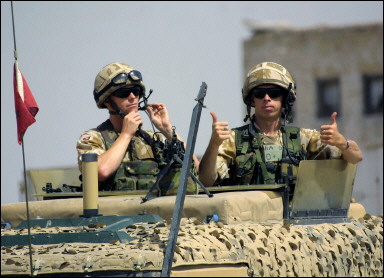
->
<box><xmin>108</xmin><ymin>85</ymin><xmax>140</xmax><ymax>113</ymax></box>
<box><xmin>113</xmin><ymin>94</ymin><xmax>139</xmax><ymax>113</ymax></box>
<box><xmin>251</xmin><ymin>84</ymin><xmax>283</xmax><ymax>119</ymax></box>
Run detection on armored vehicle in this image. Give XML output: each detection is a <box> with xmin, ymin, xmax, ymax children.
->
<box><xmin>1</xmin><ymin>84</ymin><xmax>382</xmax><ymax>277</ymax></box>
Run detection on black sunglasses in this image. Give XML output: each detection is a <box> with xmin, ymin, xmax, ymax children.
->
<box><xmin>112</xmin><ymin>86</ymin><xmax>142</xmax><ymax>98</ymax></box>
<box><xmin>95</xmin><ymin>70</ymin><xmax>143</xmax><ymax>98</ymax></box>
<box><xmin>252</xmin><ymin>87</ymin><xmax>284</xmax><ymax>99</ymax></box>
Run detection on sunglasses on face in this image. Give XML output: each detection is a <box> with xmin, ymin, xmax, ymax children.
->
<box><xmin>112</xmin><ymin>86</ymin><xmax>142</xmax><ymax>98</ymax></box>
<box><xmin>95</xmin><ymin>70</ymin><xmax>143</xmax><ymax>97</ymax></box>
<box><xmin>252</xmin><ymin>87</ymin><xmax>285</xmax><ymax>99</ymax></box>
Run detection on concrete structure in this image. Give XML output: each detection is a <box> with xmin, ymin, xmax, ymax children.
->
<box><xmin>242</xmin><ymin>22</ymin><xmax>383</xmax><ymax>215</ymax></box>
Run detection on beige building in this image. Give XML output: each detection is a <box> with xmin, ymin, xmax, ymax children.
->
<box><xmin>242</xmin><ymin>22</ymin><xmax>383</xmax><ymax>215</ymax></box>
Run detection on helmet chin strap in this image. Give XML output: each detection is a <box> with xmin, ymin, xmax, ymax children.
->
<box><xmin>107</xmin><ymin>98</ymin><xmax>127</xmax><ymax>118</ymax></box>
<box><xmin>282</xmin><ymin>83</ymin><xmax>294</xmax><ymax>124</ymax></box>
<box><xmin>243</xmin><ymin>104</ymin><xmax>251</xmax><ymax>122</ymax></box>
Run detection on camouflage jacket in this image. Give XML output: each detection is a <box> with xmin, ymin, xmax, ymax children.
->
<box><xmin>76</xmin><ymin>119</ymin><xmax>197</xmax><ymax>194</ymax></box>
<box><xmin>76</xmin><ymin>120</ymin><xmax>164</xmax><ymax>191</ymax></box>
<box><xmin>215</xmin><ymin>122</ymin><xmax>342</xmax><ymax>186</ymax></box>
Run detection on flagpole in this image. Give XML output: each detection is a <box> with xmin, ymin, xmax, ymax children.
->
<box><xmin>11</xmin><ymin>2</ymin><xmax>34</xmax><ymax>276</ymax></box>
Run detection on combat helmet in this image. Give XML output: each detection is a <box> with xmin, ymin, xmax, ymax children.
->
<box><xmin>242</xmin><ymin>62</ymin><xmax>296</xmax><ymax>122</ymax></box>
<box><xmin>93</xmin><ymin>62</ymin><xmax>146</xmax><ymax>108</ymax></box>
<box><xmin>242</xmin><ymin>62</ymin><xmax>296</xmax><ymax>106</ymax></box>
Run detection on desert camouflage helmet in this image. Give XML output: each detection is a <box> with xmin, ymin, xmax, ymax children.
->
<box><xmin>93</xmin><ymin>62</ymin><xmax>146</xmax><ymax>108</ymax></box>
<box><xmin>242</xmin><ymin>62</ymin><xmax>296</xmax><ymax>105</ymax></box>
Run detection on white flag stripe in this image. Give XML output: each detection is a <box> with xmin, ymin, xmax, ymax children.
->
<box><xmin>15</xmin><ymin>61</ymin><xmax>25</xmax><ymax>101</ymax></box>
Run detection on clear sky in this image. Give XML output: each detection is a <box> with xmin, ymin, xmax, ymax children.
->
<box><xmin>1</xmin><ymin>1</ymin><xmax>383</xmax><ymax>205</ymax></box>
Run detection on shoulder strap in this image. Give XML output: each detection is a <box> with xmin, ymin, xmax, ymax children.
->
<box><xmin>93</xmin><ymin>119</ymin><xmax>116</xmax><ymax>150</ymax></box>
<box><xmin>281</xmin><ymin>125</ymin><xmax>303</xmax><ymax>165</ymax></box>
<box><xmin>136</xmin><ymin>129</ymin><xmax>156</xmax><ymax>148</ymax></box>
<box><xmin>234</xmin><ymin>124</ymin><xmax>251</xmax><ymax>155</ymax></box>
<box><xmin>282</xmin><ymin>126</ymin><xmax>300</xmax><ymax>150</ymax></box>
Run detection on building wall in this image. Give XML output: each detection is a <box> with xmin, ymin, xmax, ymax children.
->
<box><xmin>243</xmin><ymin>23</ymin><xmax>383</xmax><ymax>215</ymax></box>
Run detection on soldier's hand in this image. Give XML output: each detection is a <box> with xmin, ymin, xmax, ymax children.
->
<box><xmin>320</xmin><ymin>112</ymin><xmax>346</xmax><ymax>148</ymax></box>
<box><xmin>146</xmin><ymin>103</ymin><xmax>172</xmax><ymax>135</ymax></box>
<box><xmin>121</xmin><ymin>111</ymin><xmax>142</xmax><ymax>137</ymax></box>
<box><xmin>210</xmin><ymin>112</ymin><xmax>230</xmax><ymax>148</ymax></box>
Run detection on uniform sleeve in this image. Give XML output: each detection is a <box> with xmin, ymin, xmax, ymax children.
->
<box><xmin>76</xmin><ymin>130</ymin><xmax>106</xmax><ymax>171</ymax></box>
<box><xmin>216</xmin><ymin>130</ymin><xmax>237</xmax><ymax>181</ymax></box>
<box><xmin>300</xmin><ymin>128</ymin><xmax>342</xmax><ymax>160</ymax></box>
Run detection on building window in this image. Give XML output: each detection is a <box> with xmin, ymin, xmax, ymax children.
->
<box><xmin>317</xmin><ymin>78</ymin><xmax>341</xmax><ymax>118</ymax></box>
<box><xmin>363</xmin><ymin>74</ymin><xmax>383</xmax><ymax>114</ymax></box>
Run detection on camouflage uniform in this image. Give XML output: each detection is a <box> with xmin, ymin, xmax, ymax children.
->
<box><xmin>76</xmin><ymin>121</ymin><xmax>166</xmax><ymax>191</ymax></box>
<box><xmin>215</xmin><ymin>122</ymin><xmax>342</xmax><ymax>184</ymax></box>
<box><xmin>77</xmin><ymin>122</ymin><xmax>198</xmax><ymax>194</ymax></box>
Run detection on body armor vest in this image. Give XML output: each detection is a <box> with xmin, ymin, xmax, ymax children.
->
<box><xmin>221</xmin><ymin>123</ymin><xmax>306</xmax><ymax>188</ymax></box>
<box><xmin>95</xmin><ymin>120</ymin><xmax>160</xmax><ymax>191</ymax></box>
<box><xmin>94</xmin><ymin>120</ymin><xmax>197</xmax><ymax>195</ymax></box>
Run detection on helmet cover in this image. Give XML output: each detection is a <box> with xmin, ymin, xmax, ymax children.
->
<box><xmin>93</xmin><ymin>62</ymin><xmax>146</xmax><ymax>108</ymax></box>
<box><xmin>242</xmin><ymin>62</ymin><xmax>296</xmax><ymax>106</ymax></box>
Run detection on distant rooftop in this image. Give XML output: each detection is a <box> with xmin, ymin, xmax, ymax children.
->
<box><xmin>243</xmin><ymin>19</ymin><xmax>383</xmax><ymax>34</ymax></box>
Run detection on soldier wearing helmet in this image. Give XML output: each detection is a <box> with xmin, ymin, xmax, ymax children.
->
<box><xmin>76</xmin><ymin>62</ymin><xmax>197</xmax><ymax>192</ymax></box>
<box><xmin>199</xmin><ymin>62</ymin><xmax>363</xmax><ymax>191</ymax></box>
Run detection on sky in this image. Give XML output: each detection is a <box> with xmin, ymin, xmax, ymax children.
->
<box><xmin>1</xmin><ymin>1</ymin><xmax>383</xmax><ymax>205</ymax></box>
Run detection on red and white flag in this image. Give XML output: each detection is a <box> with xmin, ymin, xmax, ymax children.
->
<box><xmin>13</xmin><ymin>61</ymin><xmax>39</xmax><ymax>145</ymax></box>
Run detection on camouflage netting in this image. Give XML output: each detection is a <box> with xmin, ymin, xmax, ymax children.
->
<box><xmin>1</xmin><ymin>214</ymin><xmax>382</xmax><ymax>277</ymax></box>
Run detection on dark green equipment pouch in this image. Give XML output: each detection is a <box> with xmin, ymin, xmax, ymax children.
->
<box><xmin>115</xmin><ymin>160</ymin><xmax>160</xmax><ymax>191</ymax></box>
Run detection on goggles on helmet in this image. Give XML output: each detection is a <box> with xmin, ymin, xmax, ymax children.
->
<box><xmin>252</xmin><ymin>87</ymin><xmax>285</xmax><ymax>99</ymax></box>
<box><xmin>112</xmin><ymin>86</ymin><xmax>142</xmax><ymax>98</ymax></box>
<box><xmin>96</xmin><ymin>70</ymin><xmax>143</xmax><ymax>97</ymax></box>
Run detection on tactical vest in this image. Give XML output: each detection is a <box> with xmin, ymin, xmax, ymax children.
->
<box><xmin>94</xmin><ymin>120</ymin><xmax>197</xmax><ymax>195</ymax></box>
<box><xmin>222</xmin><ymin>123</ymin><xmax>306</xmax><ymax>187</ymax></box>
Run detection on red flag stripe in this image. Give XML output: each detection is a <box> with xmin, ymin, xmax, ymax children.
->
<box><xmin>13</xmin><ymin>61</ymin><xmax>39</xmax><ymax>145</ymax></box>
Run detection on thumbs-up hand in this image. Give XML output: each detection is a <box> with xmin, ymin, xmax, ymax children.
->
<box><xmin>320</xmin><ymin>112</ymin><xmax>346</xmax><ymax>148</ymax></box>
<box><xmin>210</xmin><ymin>112</ymin><xmax>230</xmax><ymax>148</ymax></box>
